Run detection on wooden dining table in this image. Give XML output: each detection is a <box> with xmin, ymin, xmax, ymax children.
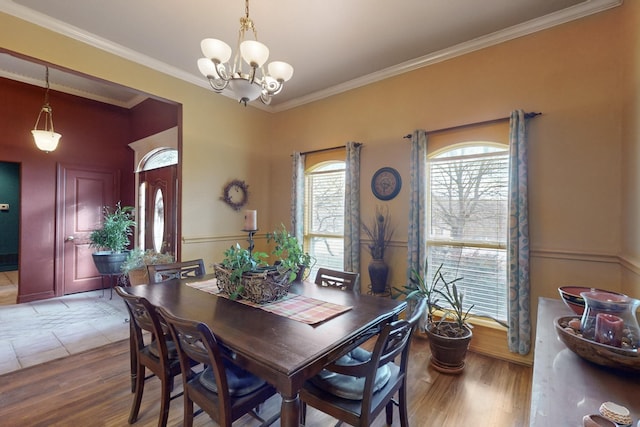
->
<box><xmin>126</xmin><ymin>274</ymin><xmax>406</xmax><ymax>427</ymax></box>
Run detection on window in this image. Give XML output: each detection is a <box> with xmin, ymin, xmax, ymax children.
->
<box><xmin>304</xmin><ymin>161</ymin><xmax>345</xmax><ymax>278</ymax></box>
<box><xmin>427</xmin><ymin>143</ymin><xmax>509</xmax><ymax>322</ymax></box>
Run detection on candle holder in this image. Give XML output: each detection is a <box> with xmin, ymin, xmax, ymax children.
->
<box><xmin>242</xmin><ymin>229</ymin><xmax>258</xmax><ymax>258</ymax></box>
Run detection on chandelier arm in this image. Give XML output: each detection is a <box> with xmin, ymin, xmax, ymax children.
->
<box><xmin>208</xmin><ymin>77</ymin><xmax>229</xmax><ymax>92</ymax></box>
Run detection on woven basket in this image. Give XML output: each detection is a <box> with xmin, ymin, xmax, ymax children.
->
<box><xmin>214</xmin><ymin>264</ymin><xmax>293</xmax><ymax>304</ymax></box>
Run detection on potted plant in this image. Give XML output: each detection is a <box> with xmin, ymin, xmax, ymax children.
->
<box><xmin>266</xmin><ymin>224</ymin><xmax>315</xmax><ymax>281</ymax></box>
<box><xmin>395</xmin><ymin>261</ymin><xmax>507</xmax><ymax>374</ymax></box>
<box><xmin>89</xmin><ymin>202</ymin><xmax>136</xmax><ymax>275</ymax></box>
<box><xmin>120</xmin><ymin>248</ymin><xmax>175</xmax><ymax>285</ymax></box>
<box><xmin>361</xmin><ymin>206</ymin><xmax>394</xmax><ymax>293</ymax></box>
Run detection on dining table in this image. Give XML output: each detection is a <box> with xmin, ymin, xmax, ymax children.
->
<box><xmin>126</xmin><ymin>274</ymin><xmax>407</xmax><ymax>427</ymax></box>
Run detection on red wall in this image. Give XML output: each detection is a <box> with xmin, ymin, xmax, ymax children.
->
<box><xmin>0</xmin><ymin>77</ymin><xmax>135</xmax><ymax>302</ymax></box>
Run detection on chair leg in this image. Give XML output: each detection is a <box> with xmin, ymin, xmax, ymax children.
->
<box><xmin>398</xmin><ymin>381</ymin><xmax>409</xmax><ymax>427</ymax></box>
<box><xmin>158</xmin><ymin>376</ymin><xmax>171</xmax><ymax>427</ymax></box>
<box><xmin>184</xmin><ymin>392</ymin><xmax>194</xmax><ymax>427</ymax></box>
<box><xmin>129</xmin><ymin>364</ymin><xmax>145</xmax><ymax>423</ymax></box>
<box><xmin>385</xmin><ymin>401</ymin><xmax>394</xmax><ymax>425</ymax></box>
<box><xmin>300</xmin><ymin>401</ymin><xmax>307</xmax><ymax>425</ymax></box>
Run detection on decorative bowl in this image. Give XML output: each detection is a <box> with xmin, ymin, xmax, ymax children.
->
<box><xmin>558</xmin><ymin>286</ymin><xmax>626</xmax><ymax>315</ymax></box>
<box><xmin>554</xmin><ymin>316</ymin><xmax>640</xmax><ymax>373</ymax></box>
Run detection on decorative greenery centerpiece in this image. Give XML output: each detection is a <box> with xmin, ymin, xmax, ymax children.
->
<box><xmin>266</xmin><ymin>224</ymin><xmax>315</xmax><ymax>281</ymax></box>
<box><xmin>214</xmin><ymin>225</ymin><xmax>313</xmax><ymax>303</ymax></box>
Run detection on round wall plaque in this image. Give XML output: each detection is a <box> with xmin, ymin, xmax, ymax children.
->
<box><xmin>371</xmin><ymin>167</ymin><xmax>401</xmax><ymax>200</ymax></box>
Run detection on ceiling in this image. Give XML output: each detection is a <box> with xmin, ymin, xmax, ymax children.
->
<box><xmin>0</xmin><ymin>0</ymin><xmax>622</xmax><ymax>111</ymax></box>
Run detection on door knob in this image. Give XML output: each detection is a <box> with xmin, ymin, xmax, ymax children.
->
<box><xmin>65</xmin><ymin>236</ymin><xmax>75</xmax><ymax>242</ymax></box>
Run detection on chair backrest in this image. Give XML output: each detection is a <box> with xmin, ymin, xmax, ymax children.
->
<box><xmin>114</xmin><ymin>286</ymin><xmax>171</xmax><ymax>359</ymax></box>
<box><xmin>324</xmin><ymin>297</ymin><xmax>426</xmax><ymax>399</ymax></box>
<box><xmin>147</xmin><ymin>259</ymin><xmax>205</xmax><ymax>284</ymax></box>
<box><xmin>155</xmin><ymin>307</ymin><xmax>233</xmax><ymax>404</ymax></box>
<box><xmin>314</xmin><ymin>268</ymin><xmax>360</xmax><ymax>291</ymax></box>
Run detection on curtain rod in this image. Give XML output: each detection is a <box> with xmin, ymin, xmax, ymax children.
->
<box><xmin>296</xmin><ymin>142</ymin><xmax>362</xmax><ymax>156</ymax></box>
<box><xmin>403</xmin><ymin>112</ymin><xmax>541</xmax><ymax>139</ymax></box>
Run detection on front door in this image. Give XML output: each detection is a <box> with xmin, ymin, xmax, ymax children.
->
<box><xmin>139</xmin><ymin>165</ymin><xmax>177</xmax><ymax>256</ymax></box>
<box><xmin>56</xmin><ymin>164</ymin><xmax>120</xmax><ymax>295</ymax></box>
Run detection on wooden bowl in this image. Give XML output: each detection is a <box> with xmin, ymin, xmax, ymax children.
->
<box><xmin>554</xmin><ymin>316</ymin><xmax>640</xmax><ymax>373</ymax></box>
<box><xmin>557</xmin><ymin>286</ymin><xmax>625</xmax><ymax>315</ymax></box>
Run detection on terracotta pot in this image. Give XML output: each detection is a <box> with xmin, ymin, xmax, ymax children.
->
<box><xmin>127</xmin><ymin>268</ymin><xmax>149</xmax><ymax>285</ymax></box>
<box><xmin>425</xmin><ymin>321</ymin><xmax>473</xmax><ymax>374</ymax></box>
<box><xmin>368</xmin><ymin>258</ymin><xmax>389</xmax><ymax>293</ymax></box>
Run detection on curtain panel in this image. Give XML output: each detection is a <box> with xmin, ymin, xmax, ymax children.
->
<box><xmin>344</xmin><ymin>142</ymin><xmax>361</xmax><ymax>287</ymax></box>
<box><xmin>507</xmin><ymin>110</ymin><xmax>531</xmax><ymax>355</ymax></box>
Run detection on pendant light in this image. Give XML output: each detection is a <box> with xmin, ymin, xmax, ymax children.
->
<box><xmin>31</xmin><ymin>66</ymin><xmax>61</xmax><ymax>152</ymax></box>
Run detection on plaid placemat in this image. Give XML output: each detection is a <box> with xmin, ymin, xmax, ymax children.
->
<box><xmin>186</xmin><ymin>279</ymin><xmax>351</xmax><ymax>325</ymax></box>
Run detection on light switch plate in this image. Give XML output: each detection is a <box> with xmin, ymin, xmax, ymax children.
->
<box><xmin>0</xmin><ymin>204</ymin><xmax>9</xmax><ymax>211</ymax></box>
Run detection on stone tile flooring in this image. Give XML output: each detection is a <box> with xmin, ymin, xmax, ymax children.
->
<box><xmin>0</xmin><ymin>285</ymin><xmax>129</xmax><ymax>375</ymax></box>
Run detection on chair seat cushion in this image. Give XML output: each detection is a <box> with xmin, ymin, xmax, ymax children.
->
<box><xmin>198</xmin><ymin>361</ymin><xmax>267</xmax><ymax>397</ymax></box>
<box><xmin>310</xmin><ymin>346</ymin><xmax>391</xmax><ymax>400</ymax></box>
<box><xmin>148</xmin><ymin>337</ymin><xmax>177</xmax><ymax>359</ymax></box>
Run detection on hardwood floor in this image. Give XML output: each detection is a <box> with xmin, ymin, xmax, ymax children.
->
<box><xmin>0</xmin><ymin>336</ymin><xmax>532</xmax><ymax>426</ymax></box>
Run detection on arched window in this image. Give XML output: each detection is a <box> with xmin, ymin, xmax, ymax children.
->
<box><xmin>304</xmin><ymin>161</ymin><xmax>345</xmax><ymax>278</ymax></box>
<box><xmin>427</xmin><ymin>142</ymin><xmax>509</xmax><ymax>321</ymax></box>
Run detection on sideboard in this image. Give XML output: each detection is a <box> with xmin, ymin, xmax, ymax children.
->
<box><xmin>530</xmin><ymin>297</ymin><xmax>638</xmax><ymax>426</ymax></box>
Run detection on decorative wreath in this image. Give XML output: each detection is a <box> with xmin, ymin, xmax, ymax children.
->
<box><xmin>220</xmin><ymin>179</ymin><xmax>249</xmax><ymax>211</ymax></box>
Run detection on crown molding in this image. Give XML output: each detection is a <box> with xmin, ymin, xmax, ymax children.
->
<box><xmin>0</xmin><ymin>0</ymin><xmax>623</xmax><ymax>113</ymax></box>
<box><xmin>271</xmin><ymin>0</ymin><xmax>623</xmax><ymax>112</ymax></box>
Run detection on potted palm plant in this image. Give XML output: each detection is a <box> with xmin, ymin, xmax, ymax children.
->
<box><xmin>89</xmin><ymin>202</ymin><xmax>136</xmax><ymax>275</ymax></box>
<box><xmin>396</xmin><ymin>261</ymin><xmax>507</xmax><ymax>374</ymax></box>
<box><xmin>362</xmin><ymin>206</ymin><xmax>394</xmax><ymax>293</ymax></box>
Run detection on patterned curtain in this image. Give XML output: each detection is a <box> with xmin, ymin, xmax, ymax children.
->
<box><xmin>407</xmin><ymin>130</ymin><xmax>428</xmax><ymax>317</ymax></box>
<box><xmin>291</xmin><ymin>152</ymin><xmax>305</xmax><ymax>242</ymax></box>
<box><xmin>508</xmin><ymin>110</ymin><xmax>531</xmax><ymax>355</ymax></box>
<box><xmin>344</xmin><ymin>142</ymin><xmax>361</xmax><ymax>285</ymax></box>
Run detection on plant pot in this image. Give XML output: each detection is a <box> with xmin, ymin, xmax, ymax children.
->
<box><xmin>425</xmin><ymin>321</ymin><xmax>473</xmax><ymax>374</ymax></box>
<box><xmin>368</xmin><ymin>258</ymin><xmax>389</xmax><ymax>293</ymax></box>
<box><xmin>127</xmin><ymin>267</ymin><xmax>149</xmax><ymax>285</ymax></box>
<box><xmin>92</xmin><ymin>251</ymin><xmax>128</xmax><ymax>275</ymax></box>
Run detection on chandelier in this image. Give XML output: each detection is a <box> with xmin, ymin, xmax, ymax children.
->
<box><xmin>197</xmin><ymin>0</ymin><xmax>294</xmax><ymax>106</ymax></box>
<box><xmin>31</xmin><ymin>66</ymin><xmax>61</xmax><ymax>152</ymax></box>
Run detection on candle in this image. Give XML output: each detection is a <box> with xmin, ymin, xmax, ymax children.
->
<box><xmin>594</xmin><ymin>313</ymin><xmax>624</xmax><ymax>347</ymax></box>
<box><xmin>244</xmin><ymin>210</ymin><xmax>257</xmax><ymax>231</ymax></box>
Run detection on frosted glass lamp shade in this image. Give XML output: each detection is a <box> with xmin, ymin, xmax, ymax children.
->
<box><xmin>229</xmin><ymin>78</ymin><xmax>262</xmax><ymax>103</ymax></box>
<box><xmin>197</xmin><ymin>58</ymin><xmax>218</xmax><ymax>77</ymax></box>
<box><xmin>32</xmin><ymin>130</ymin><xmax>61</xmax><ymax>152</ymax></box>
<box><xmin>201</xmin><ymin>38</ymin><xmax>232</xmax><ymax>63</ymax></box>
<box><xmin>240</xmin><ymin>40</ymin><xmax>269</xmax><ymax>67</ymax></box>
<box><xmin>268</xmin><ymin>61</ymin><xmax>294</xmax><ymax>82</ymax></box>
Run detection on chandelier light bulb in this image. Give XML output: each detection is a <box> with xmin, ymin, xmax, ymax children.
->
<box><xmin>197</xmin><ymin>0</ymin><xmax>293</xmax><ymax>106</ymax></box>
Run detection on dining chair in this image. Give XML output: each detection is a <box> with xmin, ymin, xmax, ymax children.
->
<box><xmin>314</xmin><ymin>268</ymin><xmax>360</xmax><ymax>292</ymax></box>
<box><xmin>147</xmin><ymin>259</ymin><xmax>205</xmax><ymax>284</ymax></box>
<box><xmin>114</xmin><ymin>286</ymin><xmax>185</xmax><ymax>427</ymax></box>
<box><xmin>156</xmin><ymin>306</ymin><xmax>280</xmax><ymax>427</ymax></box>
<box><xmin>300</xmin><ymin>298</ymin><xmax>426</xmax><ymax>427</ymax></box>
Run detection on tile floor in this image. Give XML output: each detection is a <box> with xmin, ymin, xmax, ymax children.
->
<box><xmin>0</xmin><ymin>279</ymin><xmax>130</xmax><ymax>375</ymax></box>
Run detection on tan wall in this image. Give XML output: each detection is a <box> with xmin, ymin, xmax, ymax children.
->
<box><xmin>269</xmin><ymin>3</ymin><xmax>638</xmax><ymax>362</ymax></box>
<box><xmin>2</xmin><ymin>1</ymin><xmax>639</xmax><ymax>362</ymax></box>
<box><xmin>621</xmin><ymin>0</ymin><xmax>640</xmax><ymax>296</ymax></box>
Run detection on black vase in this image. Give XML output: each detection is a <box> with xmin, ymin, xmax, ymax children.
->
<box><xmin>368</xmin><ymin>258</ymin><xmax>389</xmax><ymax>293</ymax></box>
